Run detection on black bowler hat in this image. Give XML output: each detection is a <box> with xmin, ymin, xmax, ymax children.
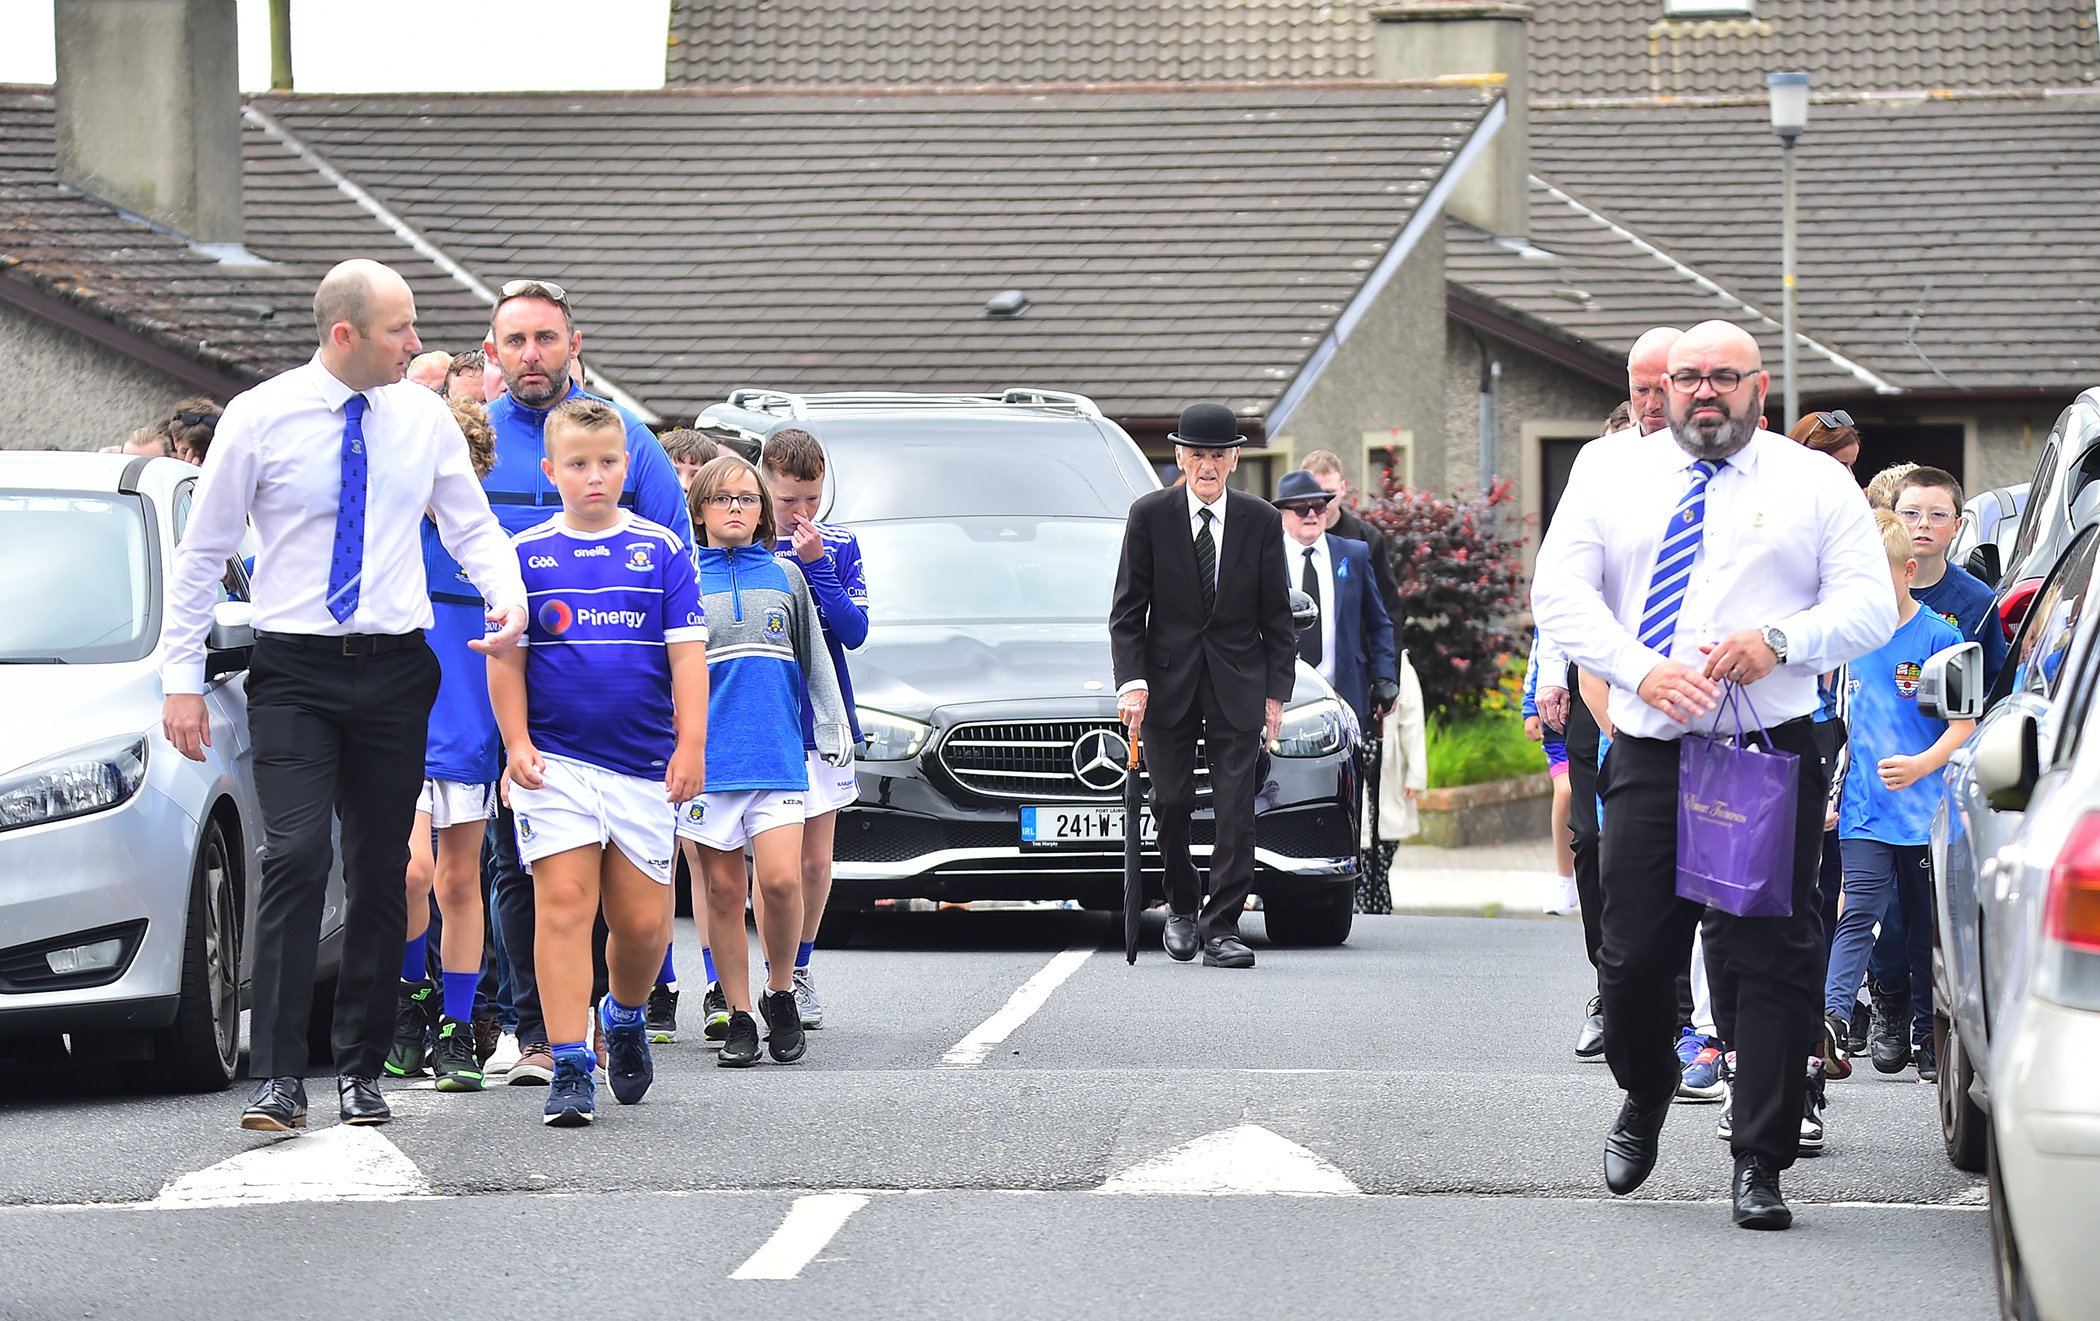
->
<box><xmin>1168</xmin><ymin>402</ymin><xmax>1247</xmax><ymax>448</ymax></box>
<box><xmin>1273</xmin><ymin>469</ymin><xmax>1336</xmax><ymax>508</ymax></box>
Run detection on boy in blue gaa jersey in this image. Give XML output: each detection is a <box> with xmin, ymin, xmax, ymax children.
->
<box><xmin>390</xmin><ymin>398</ymin><xmax>503</xmax><ymax>1090</ymax></box>
<box><xmin>488</xmin><ymin>398</ymin><xmax>707</xmax><ymax>1127</ymax></box>
<box><xmin>677</xmin><ymin>456</ymin><xmax>850</xmax><ymax>1068</ymax></box>
<box><xmin>1821</xmin><ymin>510</ymin><xmax>1973</xmax><ymax>1089</ymax></box>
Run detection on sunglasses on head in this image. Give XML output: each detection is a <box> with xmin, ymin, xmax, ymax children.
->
<box><xmin>498</xmin><ymin>278</ymin><xmax>569</xmax><ymax>307</ymax></box>
<box><xmin>1815</xmin><ymin>409</ymin><xmax>1855</xmax><ymax>429</ymax></box>
<box><xmin>174</xmin><ymin>410</ymin><xmax>214</xmax><ymax>428</ymax></box>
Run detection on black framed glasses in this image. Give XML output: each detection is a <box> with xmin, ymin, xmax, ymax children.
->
<box><xmin>498</xmin><ymin>279</ymin><xmax>569</xmax><ymax>306</ymax></box>
<box><xmin>1667</xmin><ymin>368</ymin><xmax>1749</xmax><ymax>392</ymax></box>
<box><xmin>703</xmin><ymin>493</ymin><xmax>763</xmax><ymax>511</ymax></box>
<box><xmin>1815</xmin><ymin>409</ymin><xmax>1855</xmax><ymax>429</ymax></box>
<box><xmin>1280</xmin><ymin>503</ymin><xmax>1328</xmax><ymax>518</ymax></box>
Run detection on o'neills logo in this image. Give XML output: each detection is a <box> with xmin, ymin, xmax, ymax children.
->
<box><xmin>1683</xmin><ymin>793</ymin><xmax>1750</xmax><ymax>825</ymax></box>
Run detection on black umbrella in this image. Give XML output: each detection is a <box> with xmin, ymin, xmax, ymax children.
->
<box><xmin>1123</xmin><ymin>729</ymin><xmax>1143</xmax><ymax>964</ymax></box>
<box><xmin>1361</xmin><ymin>733</ymin><xmax>1386</xmax><ymax>913</ymax></box>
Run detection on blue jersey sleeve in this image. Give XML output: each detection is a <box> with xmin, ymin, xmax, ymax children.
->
<box><xmin>626</xmin><ymin>421</ymin><xmax>695</xmax><ymax>547</ymax></box>
<box><xmin>661</xmin><ymin>533</ymin><xmax>707</xmax><ymax>644</ymax></box>
<box><xmin>801</xmin><ymin>532</ymin><xmax>871</xmax><ymax>650</ymax></box>
<box><xmin>1522</xmin><ymin>641</ymin><xmax>1540</xmax><ymax>719</ymax></box>
<box><xmin>1980</xmin><ymin>603</ymin><xmax>2009</xmax><ymax>688</ymax></box>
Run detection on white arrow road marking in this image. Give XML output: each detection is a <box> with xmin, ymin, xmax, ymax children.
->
<box><xmin>730</xmin><ymin>1193</ymin><xmax>871</xmax><ymax>1280</ymax></box>
<box><xmin>151</xmin><ymin>1125</ymin><xmax>432</xmax><ymax>1209</ymax></box>
<box><xmin>1097</xmin><ymin>1124</ymin><xmax>1361</xmax><ymax>1197</ymax></box>
<box><xmin>938</xmin><ymin>945</ymin><xmax>1094</xmax><ymax>1067</ymax></box>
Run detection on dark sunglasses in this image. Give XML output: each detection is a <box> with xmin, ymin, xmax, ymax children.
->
<box><xmin>1815</xmin><ymin>409</ymin><xmax>1855</xmax><ymax>429</ymax></box>
<box><xmin>498</xmin><ymin>278</ymin><xmax>569</xmax><ymax>307</ymax></box>
<box><xmin>174</xmin><ymin>410</ymin><xmax>215</xmax><ymax>428</ymax></box>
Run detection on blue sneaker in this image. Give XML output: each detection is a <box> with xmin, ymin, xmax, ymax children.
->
<box><xmin>542</xmin><ymin>1052</ymin><xmax>595</xmax><ymax>1127</ymax></box>
<box><xmin>1679</xmin><ymin>1040</ymin><xmax>1725</xmax><ymax>1101</ymax></box>
<box><xmin>1674</xmin><ymin>1025</ymin><xmax>1703</xmax><ymax>1069</ymax></box>
<box><xmin>601</xmin><ymin>1000</ymin><xmax>655</xmax><ymax>1106</ymax></box>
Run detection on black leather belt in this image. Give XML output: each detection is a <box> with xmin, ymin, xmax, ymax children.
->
<box><xmin>255</xmin><ymin>629</ymin><xmax>424</xmax><ymax>656</ymax></box>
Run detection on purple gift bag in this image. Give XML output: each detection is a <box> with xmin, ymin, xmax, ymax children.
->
<box><xmin>1676</xmin><ymin>683</ymin><xmax>1799</xmax><ymax>918</ymax></box>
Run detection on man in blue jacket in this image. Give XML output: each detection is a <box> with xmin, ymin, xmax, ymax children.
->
<box><xmin>1273</xmin><ymin>469</ymin><xmax>1398</xmax><ymax>731</ymax></box>
<box><xmin>476</xmin><ymin>278</ymin><xmax>691</xmax><ymax>1083</ymax></box>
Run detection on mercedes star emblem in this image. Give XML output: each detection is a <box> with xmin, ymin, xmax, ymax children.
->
<box><xmin>1072</xmin><ymin>728</ymin><xmax>1130</xmax><ymax>792</ymax></box>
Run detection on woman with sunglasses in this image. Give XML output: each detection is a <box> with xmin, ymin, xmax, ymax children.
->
<box><xmin>1787</xmin><ymin>409</ymin><xmax>1860</xmax><ymax>476</ymax></box>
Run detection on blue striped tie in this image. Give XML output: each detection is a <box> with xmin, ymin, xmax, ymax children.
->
<box><xmin>1637</xmin><ymin>459</ymin><xmax>1719</xmax><ymax>654</ymax></box>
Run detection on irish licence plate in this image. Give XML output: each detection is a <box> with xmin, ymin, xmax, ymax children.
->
<box><xmin>1020</xmin><ymin>805</ymin><xmax>1157</xmax><ymax>846</ymax></box>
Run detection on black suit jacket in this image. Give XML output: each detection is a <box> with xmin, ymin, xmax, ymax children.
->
<box><xmin>1331</xmin><ymin>506</ymin><xmax>1404</xmax><ymax>637</ymax></box>
<box><xmin>1110</xmin><ymin>486</ymin><xmax>1298</xmax><ymax>731</ymax></box>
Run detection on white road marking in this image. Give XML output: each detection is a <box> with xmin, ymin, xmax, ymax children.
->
<box><xmin>938</xmin><ymin>945</ymin><xmax>1094</xmax><ymax>1067</ymax></box>
<box><xmin>1097</xmin><ymin>1124</ymin><xmax>1361</xmax><ymax>1197</ymax></box>
<box><xmin>730</xmin><ymin>1192</ymin><xmax>871</xmax><ymax>1280</ymax></box>
<box><xmin>151</xmin><ymin>1125</ymin><xmax>431</xmax><ymax>1208</ymax></box>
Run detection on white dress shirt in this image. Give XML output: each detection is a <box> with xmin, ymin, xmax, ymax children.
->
<box><xmin>1531</xmin><ymin>427</ymin><xmax>1896</xmax><ymax>742</ymax></box>
<box><xmin>1287</xmin><ymin>531</ymin><xmax>1337</xmax><ymax>686</ymax></box>
<box><xmin>1186</xmin><ymin>484</ymin><xmax>1227</xmax><ymax>593</ymax></box>
<box><xmin>161</xmin><ymin>354</ymin><xmax>528</xmax><ymax>694</ymax></box>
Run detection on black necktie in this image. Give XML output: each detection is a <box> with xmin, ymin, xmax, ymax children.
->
<box><xmin>1299</xmin><ymin>544</ymin><xmax>1323</xmax><ymax>668</ymax></box>
<box><xmin>1194</xmin><ymin>508</ymin><xmax>1217</xmax><ymax>617</ymax></box>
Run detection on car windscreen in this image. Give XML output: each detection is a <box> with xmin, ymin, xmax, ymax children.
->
<box><xmin>821</xmin><ymin>424</ymin><xmax>1147</xmax><ymax>523</ymax></box>
<box><xmin>853</xmin><ymin>517</ymin><xmax>1125</xmax><ymax>624</ymax></box>
<box><xmin>0</xmin><ymin>490</ymin><xmax>156</xmax><ymax>663</ymax></box>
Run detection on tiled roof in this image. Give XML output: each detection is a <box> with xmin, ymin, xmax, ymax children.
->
<box><xmin>666</xmin><ymin>1</ymin><xmax>1381</xmax><ymax>87</ymax></box>
<box><xmin>0</xmin><ymin>89</ymin><xmax>491</xmax><ymax>387</ymax></box>
<box><xmin>1448</xmin><ymin>91</ymin><xmax>2100</xmax><ymax>395</ymax></box>
<box><xmin>1530</xmin><ymin>1</ymin><xmax>2097</xmax><ymax>103</ymax></box>
<box><xmin>255</xmin><ymin>83</ymin><xmax>1498</xmax><ymax>422</ymax></box>
<box><xmin>664</xmin><ymin>1</ymin><xmax>2098</xmax><ymax>99</ymax></box>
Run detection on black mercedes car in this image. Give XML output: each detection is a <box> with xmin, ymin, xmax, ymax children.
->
<box><xmin>695</xmin><ymin>388</ymin><xmax>1362</xmax><ymax>945</ymax></box>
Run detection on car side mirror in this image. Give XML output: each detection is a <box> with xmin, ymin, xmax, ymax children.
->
<box><xmin>1965</xmin><ymin>542</ymin><xmax>2001</xmax><ymax>587</ymax></box>
<box><xmin>1289</xmin><ymin>588</ymin><xmax>1318</xmax><ymax>636</ymax></box>
<box><xmin>1917</xmin><ymin>641</ymin><xmax>1983</xmax><ymax>722</ymax></box>
<box><xmin>206</xmin><ymin>600</ymin><xmax>256</xmax><ymax>680</ymax></box>
<box><xmin>1973</xmin><ymin>709</ymin><xmax>2039</xmax><ymax>812</ymax></box>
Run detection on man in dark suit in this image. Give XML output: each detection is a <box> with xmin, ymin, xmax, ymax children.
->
<box><xmin>1274</xmin><ymin>470</ymin><xmax>1397</xmax><ymax>730</ymax></box>
<box><xmin>1111</xmin><ymin>403</ymin><xmax>1297</xmax><ymax>968</ymax></box>
<box><xmin>1301</xmin><ymin>449</ymin><xmax>1403</xmax><ymax>636</ymax></box>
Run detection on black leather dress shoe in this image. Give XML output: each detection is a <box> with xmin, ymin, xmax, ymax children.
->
<box><xmin>1603</xmin><ymin>1093</ymin><xmax>1671</xmax><ymax>1195</ymax></box>
<box><xmin>1163</xmin><ymin>913</ymin><xmax>1199</xmax><ymax>962</ymax></box>
<box><xmin>240</xmin><ymin>1077</ymin><xmax>308</xmax><ymax>1132</ymax></box>
<box><xmin>1732</xmin><ymin>1154</ymin><xmax>1793</xmax><ymax>1230</ymax></box>
<box><xmin>1201</xmin><ymin>935</ymin><xmax>1255</xmax><ymax>968</ymax></box>
<box><xmin>338</xmin><ymin>1075</ymin><xmax>392</xmax><ymax>1126</ymax></box>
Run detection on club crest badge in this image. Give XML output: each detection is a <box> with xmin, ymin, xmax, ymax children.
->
<box><xmin>1894</xmin><ymin>660</ymin><xmax>1923</xmax><ymax>699</ymax></box>
<box><xmin>625</xmin><ymin>542</ymin><xmax>654</xmax><ymax>572</ymax></box>
<box><xmin>764</xmin><ymin>606</ymin><xmax>789</xmax><ymax>641</ymax></box>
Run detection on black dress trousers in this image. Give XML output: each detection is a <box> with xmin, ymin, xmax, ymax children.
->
<box><xmin>1144</xmin><ymin>662</ymin><xmax>1266</xmax><ymax>943</ymax></box>
<box><xmin>244</xmin><ymin>633</ymin><xmax>441</xmax><ymax>1080</ymax></box>
<box><xmin>1596</xmin><ymin>718</ymin><xmax>1829</xmax><ymax>1168</ymax></box>
<box><xmin>1561</xmin><ymin>662</ymin><xmax>1604</xmax><ymax>970</ymax></box>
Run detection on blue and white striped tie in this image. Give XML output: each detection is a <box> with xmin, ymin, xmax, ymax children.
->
<box><xmin>1637</xmin><ymin>460</ymin><xmax>1719</xmax><ymax>654</ymax></box>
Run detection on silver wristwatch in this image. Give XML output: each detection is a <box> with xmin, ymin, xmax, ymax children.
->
<box><xmin>1761</xmin><ymin>625</ymin><xmax>1789</xmax><ymax>664</ymax></box>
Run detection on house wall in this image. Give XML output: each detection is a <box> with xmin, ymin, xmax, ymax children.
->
<box><xmin>1971</xmin><ymin>411</ymin><xmax>2060</xmax><ymax>493</ymax></box>
<box><xmin>1269</xmin><ymin>223</ymin><xmax>1450</xmax><ymax>497</ymax></box>
<box><xmin>1442</xmin><ymin>328</ymin><xmax>1621</xmax><ymax>542</ymax></box>
<box><xmin>0</xmin><ymin>300</ymin><xmax>200</xmax><ymax>451</ymax></box>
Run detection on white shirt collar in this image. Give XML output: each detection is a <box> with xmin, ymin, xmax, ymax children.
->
<box><xmin>307</xmin><ymin>352</ymin><xmax>368</xmax><ymax>415</ymax></box>
<box><xmin>1186</xmin><ymin>484</ymin><xmax>1227</xmax><ymax>524</ymax></box>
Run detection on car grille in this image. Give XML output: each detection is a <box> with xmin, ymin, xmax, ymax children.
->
<box><xmin>937</xmin><ymin>719</ymin><xmax>1210</xmax><ymax>801</ymax></box>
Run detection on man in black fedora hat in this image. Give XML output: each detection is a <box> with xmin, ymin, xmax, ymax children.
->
<box><xmin>1110</xmin><ymin>403</ymin><xmax>1297</xmax><ymax>968</ymax></box>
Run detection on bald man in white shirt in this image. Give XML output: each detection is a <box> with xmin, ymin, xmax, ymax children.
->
<box><xmin>161</xmin><ymin>259</ymin><xmax>527</xmax><ymax>1133</ymax></box>
<box><xmin>1532</xmin><ymin>320</ymin><xmax>1895</xmax><ymax>1229</ymax></box>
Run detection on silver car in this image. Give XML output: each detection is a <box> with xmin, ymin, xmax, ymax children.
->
<box><xmin>1923</xmin><ymin>517</ymin><xmax>2100</xmax><ymax>1321</ymax></box>
<box><xmin>1951</xmin><ymin>481</ymin><xmax>2029</xmax><ymax>590</ymax></box>
<box><xmin>1995</xmin><ymin>387</ymin><xmax>2100</xmax><ymax>637</ymax></box>
<box><xmin>0</xmin><ymin>452</ymin><xmax>341</xmax><ymax>1091</ymax></box>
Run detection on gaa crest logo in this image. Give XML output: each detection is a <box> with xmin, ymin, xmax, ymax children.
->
<box><xmin>624</xmin><ymin>542</ymin><xmax>654</xmax><ymax>572</ymax></box>
<box><xmin>764</xmin><ymin>606</ymin><xmax>789</xmax><ymax>641</ymax></box>
<box><xmin>1894</xmin><ymin>660</ymin><xmax>1923</xmax><ymax>699</ymax></box>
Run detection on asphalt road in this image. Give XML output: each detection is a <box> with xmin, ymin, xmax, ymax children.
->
<box><xmin>0</xmin><ymin>910</ymin><xmax>1994</xmax><ymax>1320</ymax></box>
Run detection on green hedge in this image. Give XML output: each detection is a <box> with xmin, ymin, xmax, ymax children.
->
<box><xmin>1424</xmin><ymin>657</ymin><xmax>1546</xmax><ymax>789</ymax></box>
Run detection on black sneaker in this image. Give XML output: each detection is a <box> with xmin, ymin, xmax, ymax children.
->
<box><xmin>1800</xmin><ymin>1062</ymin><xmax>1827</xmax><ymax>1154</ymax></box>
<box><xmin>431</xmin><ymin>1015</ymin><xmax>485</xmax><ymax>1093</ymax></box>
<box><xmin>717</xmin><ymin>1010</ymin><xmax>760</xmax><ymax>1067</ymax></box>
<box><xmin>383</xmin><ymin>980</ymin><xmax>436</xmax><ymax>1077</ymax></box>
<box><xmin>702</xmin><ymin>982</ymin><xmax>731</xmax><ymax>1045</ymax></box>
<box><xmin>759</xmin><ymin>988</ymin><xmax>806</xmax><ymax>1064</ymax></box>
<box><xmin>1821</xmin><ymin>1012</ymin><xmax>1854</xmax><ymax>1080</ymax></box>
<box><xmin>1715</xmin><ymin>1051</ymin><xmax>1736</xmax><ymax>1142</ymax></box>
<box><xmin>1914</xmin><ymin>1037</ymin><xmax>1939</xmax><ymax>1083</ymax></box>
<box><xmin>647</xmin><ymin>981</ymin><xmax>679</xmax><ymax>1044</ymax></box>
<box><xmin>1844</xmin><ymin>1004</ymin><xmax>1871</xmax><ymax>1057</ymax></box>
<box><xmin>1870</xmin><ymin>981</ymin><xmax>1911</xmax><ymax>1073</ymax></box>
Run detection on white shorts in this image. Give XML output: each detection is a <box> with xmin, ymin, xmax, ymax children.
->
<box><xmin>416</xmin><ymin>779</ymin><xmax>498</xmax><ymax>828</ymax></box>
<box><xmin>676</xmin><ymin>789</ymin><xmax>805</xmax><ymax>850</ymax></box>
<box><xmin>804</xmin><ymin>750</ymin><xmax>857</xmax><ymax>818</ymax></box>
<box><xmin>509</xmin><ymin>755</ymin><xmax>676</xmax><ymax>886</ymax></box>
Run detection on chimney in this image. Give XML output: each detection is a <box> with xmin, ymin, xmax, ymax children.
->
<box><xmin>1372</xmin><ymin>4</ymin><xmax>1530</xmax><ymax>239</ymax></box>
<box><xmin>54</xmin><ymin>0</ymin><xmax>244</xmax><ymax>244</ymax></box>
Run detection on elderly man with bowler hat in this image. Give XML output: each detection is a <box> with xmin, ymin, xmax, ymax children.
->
<box><xmin>1273</xmin><ymin>469</ymin><xmax>1398</xmax><ymax>732</ymax></box>
<box><xmin>1110</xmin><ymin>404</ymin><xmax>1297</xmax><ymax>968</ymax></box>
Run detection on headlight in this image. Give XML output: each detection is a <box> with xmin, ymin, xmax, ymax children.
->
<box><xmin>0</xmin><ymin>736</ymin><xmax>149</xmax><ymax>832</ymax></box>
<box><xmin>858</xmin><ymin>708</ymin><xmax>931</xmax><ymax>761</ymax></box>
<box><xmin>1269</xmin><ymin>698</ymin><xmax>1348</xmax><ymax>758</ymax></box>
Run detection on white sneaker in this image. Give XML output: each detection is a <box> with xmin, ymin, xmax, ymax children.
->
<box><xmin>486</xmin><ymin>1031</ymin><xmax>522</xmax><ymax>1076</ymax></box>
<box><xmin>792</xmin><ymin>966</ymin><xmax>825</xmax><ymax>1030</ymax></box>
<box><xmin>1543</xmin><ymin>874</ymin><xmax>1581</xmax><ymax>915</ymax></box>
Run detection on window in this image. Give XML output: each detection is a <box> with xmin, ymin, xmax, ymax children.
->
<box><xmin>1992</xmin><ymin>524</ymin><xmax>2099</xmax><ymax>710</ymax></box>
<box><xmin>1362</xmin><ymin>430</ymin><xmax>1413</xmax><ymax>493</ymax></box>
<box><xmin>2004</xmin><ymin>420</ymin><xmax>2064</xmax><ymax>575</ymax></box>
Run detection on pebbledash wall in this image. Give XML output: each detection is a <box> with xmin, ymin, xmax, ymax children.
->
<box><xmin>1442</xmin><ymin>329</ymin><xmax>1621</xmax><ymax>540</ymax></box>
<box><xmin>0</xmin><ymin>298</ymin><xmax>197</xmax><ymax>451</ymax></box>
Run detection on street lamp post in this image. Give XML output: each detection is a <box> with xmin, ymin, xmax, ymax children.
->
<box><xmin>1767</xmin><ymin>72</ymin><xmax>1810</xmax><ymax>432</ymax></box>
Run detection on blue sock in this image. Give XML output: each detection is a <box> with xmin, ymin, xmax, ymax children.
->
<box><xmin>701</xmin><ymin>946</ymin><xmax>717</xmax><ymax>985</ymax></box>
<box><xmin>552</xmin><ymin>1041</ymin><xmax>592</xmax><ymax>1074</ymax></box>
<box><xmin>401</xmin><ymin>933</ymin><xmax>428</xmax><ymax>984</ymax></box>
<box><xmin>795</xmin><ymin>941</ymin><xmax>815</xmax><ymax>970</ymax></box>
<box><xmin>440</xmin><ymin>970</ymin><xmax>477</xmax><ymax>1022</ymax></box>
<box><xmin>658</xmin><ymin>945</ymin><xmax>677</xmax><ymax>988</ymax></box>
<box><xmin>601</xmin><ymin>995</ymin><xmax>644</xmax><ymax>1029</ymax></box>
